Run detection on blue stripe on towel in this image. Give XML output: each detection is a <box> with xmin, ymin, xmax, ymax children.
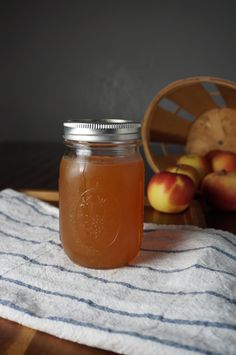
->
<box><xmin>1</xmin><ymin>228</ymin><xmax>235</xmax><ymax>277</ymax></box>
<box><xmin>0</xmin><ymin>209</ymin><xmax>58</xmax><ymax>233</ymax></box>
<box><xmin>129</xmin><ymin>263</ymin><xmax>236</xmax><ymax>279</ymax></box>
<box><xmin>215</xmin><ymin>235</ymin><xmax>236</xmax><ymax>248</ymax></box>
<box><xmin>0</xmin><ymin>228</ymin><xmax>61</xmax><ymax>247</ymax></box>
<box><xmin>141</xmin><ymin>246</ymin><xmax>236</xmax><ymax>261</ymax></box>
<box><xmin>0</xmin><ymin>193</ymin><xmax>58</xmax><ymax>220</ymax></box>
<box><xmin>14</xmin><ymin>195</ymin><xmax>59</xmax><ymax>220</ymax></box>
<box><xmin>1</xmin><ymin>275</ymin><xmax>236</xmax><ymax>331</ymax></box>
<box><xmin>144</xmin><ymin>228</ymin><xmax>236</xmax><ymax>249</ymax></box>
<box><xmin>0</xmin><ymin>298</ymin><xmax>219</xmax><ymax>355</ymax></box>
<box><xmin>0</xmin><ymin>229</ymin><xmax>40</xmax><ymax>245</ymax></box>
<box><xmin>0</xmin><ymin>251</ymin><xmax>235</xmax><ymax>306</ymax></box>
<box><xmin>1</xmin><ymin>230</ymin><xmax>235</xmax><ymax>278</ymax></box>
<box><xmin>1</xmin><ymin>226</ymin><xmax>236</xmax><ymax>265</ymax></box>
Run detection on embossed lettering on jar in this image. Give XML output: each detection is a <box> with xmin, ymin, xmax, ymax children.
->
<box><xmin>59</xmin><ymin>120</ymin><xmax>144</xmax><ymax>269</ymax></box>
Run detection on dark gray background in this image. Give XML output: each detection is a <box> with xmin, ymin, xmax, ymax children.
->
<box><xmin>1</xmin><ymin>0</ymin><xmax>236</xmax><ymax>142</ymax></box>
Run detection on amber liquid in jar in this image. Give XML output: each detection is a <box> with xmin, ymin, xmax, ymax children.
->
<box><xmin>59</xmin><ymin>144</ymin><xmax>144</xmax><ymax>269</ymax></box>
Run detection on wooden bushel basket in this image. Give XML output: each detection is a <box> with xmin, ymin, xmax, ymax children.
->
<box><xmin>141</xmin><ymin>76</ymin><xmax>236</xmax><ymax>172</ymax></box>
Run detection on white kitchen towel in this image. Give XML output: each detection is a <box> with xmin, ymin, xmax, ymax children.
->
<box><xmin>0</xmin><ymin>189</ymin><xmax>236</xmax><ymax>355</ymax></box>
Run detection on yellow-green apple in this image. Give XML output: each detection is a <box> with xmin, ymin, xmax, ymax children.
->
<box><xmin>177</xmin><ymin>154</ymin><xmax>211</xmax><ymax>181</ymax></box>
<box><xmin>165</xmin><ymin>164</ymin><xmax>200</xmax><ymax>189</ymax></box>
<box><xmin>210</xmin><ymin>151</ymin><xmax>236</xmax><ymax>172</ymax></box>
<box><xmin>147</xmin><ymin>171</ymin><xmax>195</xmax><ymax>213</ymax></box>
<box><xmin>202</xmin><ymin>171</ymin><xmax>236</xmax><ymax>211</ymax></box>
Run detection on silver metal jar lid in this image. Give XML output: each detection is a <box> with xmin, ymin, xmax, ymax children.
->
<box><xmin>63</xmin><ymin>119</ymin><xmax>141</xmax><ymax>142</ymax></box>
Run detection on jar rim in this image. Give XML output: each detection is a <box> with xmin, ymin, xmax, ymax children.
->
<box><xmin>63</xmin><ymin>119</ymin><xmax>141</xmax><ymax>142</ymax></box>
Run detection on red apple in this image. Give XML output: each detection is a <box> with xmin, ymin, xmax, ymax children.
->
<box><xmin>165</xmin><ymin>164</ymin><xmax>200</xmax><ymax>189</ymax></box>
<box><xmin>202</xmin><ymin>171</ymin><xmax>236</xmax><ymax>211</ymax></box>
<box><xmin>210</xmin><ymin>151</ymin><xmax>236</xmax><ymax>172</ymax></box>
<box><xmin>147</xmin><ymin>171</ymin><xmax>195</xmax><ymax>213</ymax></box>
<box><xmin>177</xmin><ymin>154</ymin><xmax>211</xmax><ymax>181</ymax></box>
<box><xmin>204</xmin><ymin>149</ymin><xmax>222</xmax><ymax>162</ymax></box>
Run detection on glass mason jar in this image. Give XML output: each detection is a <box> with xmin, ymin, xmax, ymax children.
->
<box><xmin>59</xmin><ymin>119</ymin><xmax>144</xmax><ymax>269</ymax></box>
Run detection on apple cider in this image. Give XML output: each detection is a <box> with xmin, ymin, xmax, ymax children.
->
<box><xmin>59</xmin><ymin>120</ymin><xmax>144</xmax><ymax>269</ymax></box>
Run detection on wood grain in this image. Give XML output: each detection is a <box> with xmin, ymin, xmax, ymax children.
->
<box><xmin>21</xmin><ymin>189</ymin><xmax>59</xmax><ymax>203</ymax></box>
<box><xmin>144</xmin><ymin>200</ymin><xmax>206</xmax><ymax>228</ymax></box>
<box><xmin>4</xmin><ymin>326</ymin><xmax>36</xmax><ymax>355</ymax></box>
<box><xmin>217</xmin><ymin>84</ymin><xmax>236</xmax><ymax>109</ymax></box>
<box><xmin>149</xmin><ymin>106</ymin><xmax>191</xmax><ymax>145</ymax></box>
<box><xmin>0</xmin><ymin>142</ymin><xmax>63</xmax><ymax>191</ymax></box>
<box><xmin>0</xmin><ymin>317</ymin><xmax>114</xmax><ymax>355</ymax></box>
<box><xmin>0</xmin><ymin>318</ymin><xmax>22</xmax><ymax>353</ymax></box>
<box><xmin>167</xmin><ymin>83</ymin><xmax>217</xmax><ymax>117</ymax></box>
<box><xmin>24</xmin><ymin>329</ymin><xmax>114</xmax><ymax>355</ymax></box>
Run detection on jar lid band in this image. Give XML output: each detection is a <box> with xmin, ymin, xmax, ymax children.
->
<box><xmin>63</xmin><ymin>119</ymin><xmax>141</xmax><ymax>142</ymax></box>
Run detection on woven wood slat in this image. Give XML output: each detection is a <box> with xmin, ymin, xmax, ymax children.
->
<box><xmin>150</xmin><ymin>106</ymin><xmax>191</xmax><ymax>144</ymax></box>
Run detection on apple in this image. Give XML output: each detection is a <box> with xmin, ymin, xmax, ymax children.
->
<box><xmin>165</xmin><ymin>164</ymin><xmax>200</xmax><ymax>189</ymax></box>
<box><xmin>204</xmin><ymin>150</ymin><xmax>222</xmax><ymax>162</ymax></box>
<box><xmin>202</xmin><ymin>171</ymin><xmax>236</xmax><ymax>211</ymax></box>
<box><xmin>147</xmin><ymin>171</ymin><xmax>195</xmax><ymax>213</ymax></box>
<box><xmin>177</xmin><ymin>154</ymin><xmax>211</xmax><ymax>181</ymax></box>
<box><xmin>210</xmin><ymin>151</ymin><xmax>236</xmax><ymax>173</ymax></box>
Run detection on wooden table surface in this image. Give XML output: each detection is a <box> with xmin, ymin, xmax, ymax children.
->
<box><xmin>0</xmin><ymin>142</ymin><xmax>236</xmax><ymax>355</ymax></box>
